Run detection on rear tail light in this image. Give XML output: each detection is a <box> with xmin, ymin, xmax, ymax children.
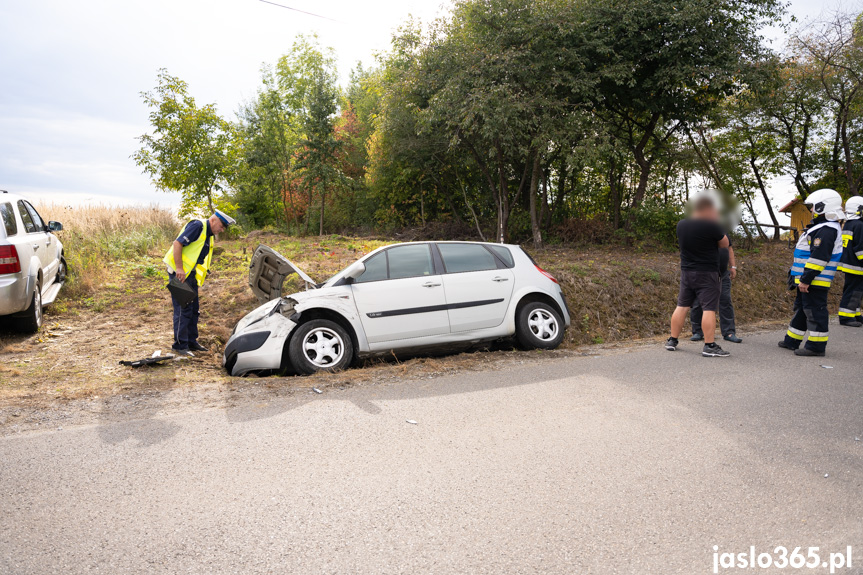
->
<box><xmin>535</xmin><ymin>264</ymin><xmax>558</xmax><ymax>284</ymax></box>
<box><xmin>0</xmin><ymin>245</ymin><xmax>21</xmax><ymax>274</ymax></box>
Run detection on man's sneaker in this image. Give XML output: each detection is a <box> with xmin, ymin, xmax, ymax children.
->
<box><xmin>839</xmin><ymin>319</ymin><xmax>863</xmax><ymax>327</ymax></box>
<box><xmin>664</xmin><ymin>337</ymin><xmax>679</xmax><ymax>351</ymax></box>
<box><xmin>702</xmin><ymin>343</ymin><xmax>730</xmax><ymax>357</ymax></box>
<box><xmin>190</xmin><ymin>342</ymin><xmax>209</xmax><ymax>352</ymax></box>
<box><xmin>794</xmin><ymin>348</ymin><xmax>825</xmax><ymax>357</ymax></box>
<box><xmin>723</xmin><ymin>333</ymin><xmax>743</xmax><ymax>343</ymax></box>
<box><xmin>690</xmin><ymin>333</ymin><xmax>704</xmax><ymax>341</ymax></box>
<box><xmin>777</xmin><ymin>341</ymin><xmax>797</xmax><ymax>350</ymax></box>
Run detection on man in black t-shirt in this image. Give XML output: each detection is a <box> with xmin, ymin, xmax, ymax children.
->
<box><xmin>690</xmin><ymin>235</ymin><xmax>740</xmax><ymax>343</ymax></box>
<box><xmin>665</xmin><ymin>194</ymin><xmax>731</xmax><ymax>357</ymax></box>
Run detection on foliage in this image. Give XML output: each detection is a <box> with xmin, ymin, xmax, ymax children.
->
<box><xmin>133</xmin><ymin>70</ymin><xmax>233</xmax><ymax>216</ymax></box>
<box><xmin>133</xmin><ymin>3</ymin><xmax>863</xmax><ymax>247</ymax></box>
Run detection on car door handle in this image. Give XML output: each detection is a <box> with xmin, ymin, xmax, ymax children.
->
<box><xmin>492</xmin><ymin>276</ymin><xmax>509</xmax><ymax>282</ymax></box>
<box><xmin>422</xmin><ymin>282</ymin><xmax>441</xmax><ymax>288</ymax></box>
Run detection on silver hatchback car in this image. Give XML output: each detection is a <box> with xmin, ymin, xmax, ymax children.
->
<box><xmin>0</xmin><ymin>191</ymin><xmax>67</xmax><ymax>332</ymax></box>
<box><xmin>224</xmin><ymin>242</ymin><xmax>570</xmax><ymax>376</ymax></box>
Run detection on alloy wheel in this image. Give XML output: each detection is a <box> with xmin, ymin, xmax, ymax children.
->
<box><xmin>528</xmin><ymin>309</ymin><xmax>558</xmax><ymax>341</ymax></box>
<box><xmin>302</xmin><ymin>327</ymin><xmax>345</xmax><ymax>368</ymax></box>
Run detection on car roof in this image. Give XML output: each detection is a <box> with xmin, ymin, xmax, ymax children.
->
<box><xmin>0</xmin><ymin>190</ymin><xmax>25</xmax><ymax>203</ymax></box>
<box><xmin>375</xmin><ymin>240</ymin><xmax>519</xmax><ymax>250</ymax></box>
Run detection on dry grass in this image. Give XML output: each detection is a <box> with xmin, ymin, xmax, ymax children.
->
<box><xmin>0</xmin><ymin>225</ymin><xmax>817</xmax><ymax>409</ymax></box>
<box><xmin>32</xmin><ymin>203</ymin><xmax>178</xmax><ymax>299</ymax></box>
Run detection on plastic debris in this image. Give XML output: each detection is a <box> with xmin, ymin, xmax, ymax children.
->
<box><xmin>820</xmin><ymin>365</ymin><xmax>834</xmax><ymax>369</ymax></box>
<box><xmin>824</xmin><ymin>474</ymin><xmax>829</xmax><ymax>478</ymax></box>
<box><xmin>152</xmin><ymin>350</ymin><xmax>161</xmax><ymax>358</ymax></box>
<box><xmin>406</xmin><ymin>419</ymin><xmax>418</xmax><ymax>425</ymax></box>
<box><xmin>312</xmin><ymin>387</ymin><xmax>323</xmax><ymax>394</ymax></box>
<box><xmin>855</xmin><ymin>437</ymin><xmax>860</xmax><ymax>442</ymax></box>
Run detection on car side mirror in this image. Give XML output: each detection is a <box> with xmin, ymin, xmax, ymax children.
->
<box><xmin>343</xmin><ymin>261</ymin><xmax>366</xmax><ymax>281</ymax></box>
<box><xmin>48</xmin><ymin>221</ymin><xmax>63</xmax><ymax>232</ymax></box>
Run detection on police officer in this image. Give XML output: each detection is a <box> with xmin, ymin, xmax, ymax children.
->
<box><xmin>163</xmin><ymin>210</ymin><xmax>236</xmax><ymax>355</ymax></box>
<box><xmin>838</xmin><ymin>196</ymin><xmax>863</xmax><ymax>327</ymax></box>
<box><xmin>779</xmin><ymin>189</ymin><xmax>844</xmax><ymax>357</ymax></box>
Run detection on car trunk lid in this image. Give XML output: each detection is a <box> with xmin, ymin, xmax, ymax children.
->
<box><xmin>248</xmin><ymin>245</ymin><xmax>317</xmax><ymax>304</ymax></box>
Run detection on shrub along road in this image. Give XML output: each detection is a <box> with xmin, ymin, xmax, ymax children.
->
<box><xmin>1</xmin><ymin>329</ymin><xmax>861</xmax><ymax>574</ymax></box>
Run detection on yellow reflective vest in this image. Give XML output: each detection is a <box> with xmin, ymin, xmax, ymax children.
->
<box><xmin>162</xmin><ymin>219</ymin><xmax>214</xmax><ymax>286</ymax></box>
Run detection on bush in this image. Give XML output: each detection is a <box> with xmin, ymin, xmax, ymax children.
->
<box><xmin>626</xmin><ymin>199</ymin><xmax>683</xmax><ymax>247</ymax></box>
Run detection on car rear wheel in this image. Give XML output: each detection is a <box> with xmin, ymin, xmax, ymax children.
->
<box><xmin>15</xmin><ymin>281</ymin><xmax>43</xmax><ymax>333</ymax></box>
<box><xmin>56</xmin><ymin>257</ymin><xmax>68</xmax><ymax>284</ymax></box>
<box><xmin>289</xmin><ymin>319</ymin><xmax>353</xmax><ymax>375</ymax></box>
<box><xmin>516</xmin><ymin>301</ymin><xmax>564</xmax><ymax>350</ymax></box>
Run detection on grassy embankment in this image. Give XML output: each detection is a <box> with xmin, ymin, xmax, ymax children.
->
<box><xmin>0</xmin><ymin>204</ymin><xmax>812</xmax><ymax>403</ymax></box>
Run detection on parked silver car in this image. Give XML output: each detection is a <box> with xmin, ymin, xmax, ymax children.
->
<box><xmin>224</xmin><ymin>242</ymin><xmax>570</xmax><ymax>376</ymax></box>
<box><xmin>0</xmin><ymin>191</ymin><xmax>66</xmax><ymax>332</ymax></box>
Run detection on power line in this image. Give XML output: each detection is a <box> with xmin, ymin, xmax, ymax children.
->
<box><xmin>257</xmin><ymin>0</ymin><xmax>338</xmax><ymax>22</ymax></box>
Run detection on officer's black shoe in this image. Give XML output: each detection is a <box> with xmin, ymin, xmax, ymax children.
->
<box><xmin>690</xmin><ymin>333</ymin><xmax>704</xmax><ymax>341</ymax></box>
<box><xmin>778</xmin><ymin>341</ymin><xmax>797</xmax><ymax>350</ymax></box>
<box><xmin>794</xmin><ymin>348</ymin><xmax>825</xmax><ymax>357</ymax></box>
<box><xmin>839</xmin><ymin>319</ymin><xmax>863</xmax><ymax>327</ymax></box>
<box><xmin>664</xmin><ymin>337</ymin><xmax>679</xmax><ymax>351</ymax></box>
<box><xmin>189</xmin><ymin>342</ymin><xmax>209</xmax><ymax>352</ymax></box>
<box><xmin>723</xmin><ymin>333</ymin><xmax>743</xmax><ymax>343</ymax></box>
<box><xmin>702</xmin><ymin>343</ymin><xmax>730</xmax><ymax>357</ymax></box>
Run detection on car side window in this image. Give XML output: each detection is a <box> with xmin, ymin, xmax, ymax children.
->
<box><xmin>387</xmin><ymin>244</ymin><xmax>433</xmax><ymax>279</ymax></box>
<box><xmin>23</xmin><ymin>202</ymin><xmax>45</xmax><ymax>232</ymax></box>
<box><xmin>355</xmin><ymin>251</ymin><xmax>388</xmax><ymax>284</ymax></box>
<box><xmin>438</xmin><ymin>243</ymin><xmax>498</xmax><ymax>273</ymax></box>
<box><xmin>1</xmin><ymin>203</ymin><xmax>17</xmax><ymax>237</ymax></box>
<box><xmin>17</xmin><ymin>201</ymin><xmax>37</xmax><ymax>234</ymax></box>
<box><xmin>487</xmin><ymin>245</ymin><xmax>514</xmax><ymax>267</ymax></box>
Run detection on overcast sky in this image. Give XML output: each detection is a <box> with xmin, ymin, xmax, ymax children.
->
<box><xmin>0</xmin><ymin>0</ymin><xmax>836</xmax><ymax>222</ymax></box>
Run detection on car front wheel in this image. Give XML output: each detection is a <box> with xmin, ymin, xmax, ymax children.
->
<box><xmin>516</xmin><ymin>301</ymin><xmax>564</xmax><ymax>350</ymax></box>
<box><xmin>288</xmin><ymin>319</ymin><xmax>353</xmax><ymax>375</ymax></box>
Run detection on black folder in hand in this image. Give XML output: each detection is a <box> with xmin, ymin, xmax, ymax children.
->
<box><xmin>167</xmin><ymin>275</ymin><xmax>197</xmax><ymax>308</ymax></box>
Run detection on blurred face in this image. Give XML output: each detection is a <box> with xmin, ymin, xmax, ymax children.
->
<box><xmin>210</xmin><ymin>216</ymin><xmax>226</xmax><ymax>234</ymax></box>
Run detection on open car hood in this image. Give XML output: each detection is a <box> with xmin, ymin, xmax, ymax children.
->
<box><xmin>248</xmin><ymin>245</ymin><xmax>317</xmax><ymax>304</ymax></box>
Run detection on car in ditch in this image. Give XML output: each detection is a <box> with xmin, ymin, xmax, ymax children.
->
<box><xmin>0</xmin><ymin>190</ymin><xmax>67</xmax><ymax>333</ymax></box>
<box><xmin>223</xmin><ymin>241</ymin><xmax>570</xmax><ymax>376</ymax></box>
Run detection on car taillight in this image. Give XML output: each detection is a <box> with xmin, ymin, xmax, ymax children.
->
<box><xmin>535</xmin><ymin>264</ymin><xmax>558</xmax><ymax>284</ymax></box>
<box><xmin>0</xmin><ymin>245</ymin><xmax>21</xmax><ymax>274</ymax></box>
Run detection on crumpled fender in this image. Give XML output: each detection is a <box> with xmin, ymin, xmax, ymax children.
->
<box><xmin>287</xmin><ymin>287</ymin><xmax>369</xmax><ymax>352</ymax></box>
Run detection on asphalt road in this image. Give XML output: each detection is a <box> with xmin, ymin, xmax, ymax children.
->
<box><xmin>2</xmin><ymin>329</ymin><xmax>862</xmax><ymax>574</ymax></box>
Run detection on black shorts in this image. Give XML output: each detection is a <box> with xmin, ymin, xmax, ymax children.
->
<box><xmin>677</xmin><ymin>270</ymin><xmax>721</xmax><ymax>311</ymax></box>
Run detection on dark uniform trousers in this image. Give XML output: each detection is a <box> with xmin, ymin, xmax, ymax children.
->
<box><xmin>783</xmin><ymin>287</ymin><xmax>830</xmax><ymax>353</ymax></box>
<box><xmin>839</xmin><ymin>273</ymin><xmax>863</xmax><ymax>320</ymax></box>
<box><xmin>170</xmin><ymin>271</ymin><xmax>199</xmax><ymax>350</ymax></box>
<box><xmin>691</xmin><ymin>270</ymin><xmax>736</xmax><ymax>337</ymax></box>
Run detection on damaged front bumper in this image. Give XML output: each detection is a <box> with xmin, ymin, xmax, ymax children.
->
<box><xmin>223</xmin><ymin>298</ymin><xmax>298</xmax><ymax>376</ymax></box>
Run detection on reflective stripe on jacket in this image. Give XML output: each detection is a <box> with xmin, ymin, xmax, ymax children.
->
<box><xmin>790</xmin><ymin>221</ymin><xmax>842</xmax><ymax>288</ymax></box>
<box><xmin>162</xmin><ymin>219</ymin><xmax>214</xmax><ymax>286</ymax></box>
<box><xmin>838</xmin><ymin>219</ymin><xmax>863</xmax><ymax>275</ymax></box>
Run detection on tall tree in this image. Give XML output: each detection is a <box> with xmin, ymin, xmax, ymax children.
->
<box><xmin>579</xmin><ymin>0</ymin><xmax>785</xmax><ymax>216</ymax></box>
<box><xmin>134</xmin><ymin>70</ymin><xmax>232</xmax><ymax>215</ymax></box>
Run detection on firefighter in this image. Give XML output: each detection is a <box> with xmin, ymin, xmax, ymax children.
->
<box><xmin>838</xmin><ymin>196</ymin><xmax>863</xmax><ymax>327</ymax></box>
<box><xmin>778</xmin><ymin>189</ymin><xmax>844</xmax><ymax>357</ymax></box>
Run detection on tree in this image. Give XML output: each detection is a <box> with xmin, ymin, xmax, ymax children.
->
<box><xmin>794</xmin><ymin>11</ymin><xmax>863</xmax><ymax>195</ymax></box>
<box><xmin>134</xmin><ymin>70</ymin><xmax>232</xmax><ymax>215</ymax></box>
<box><xmin>296</xmin><ymin>72</ymin><xmax>343</xmax><ymax>235</ymax></box>
<box><xmin>579</xmin><ymin>0</ymin><xmax>785</xmax><ymax>218</ymax></box>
